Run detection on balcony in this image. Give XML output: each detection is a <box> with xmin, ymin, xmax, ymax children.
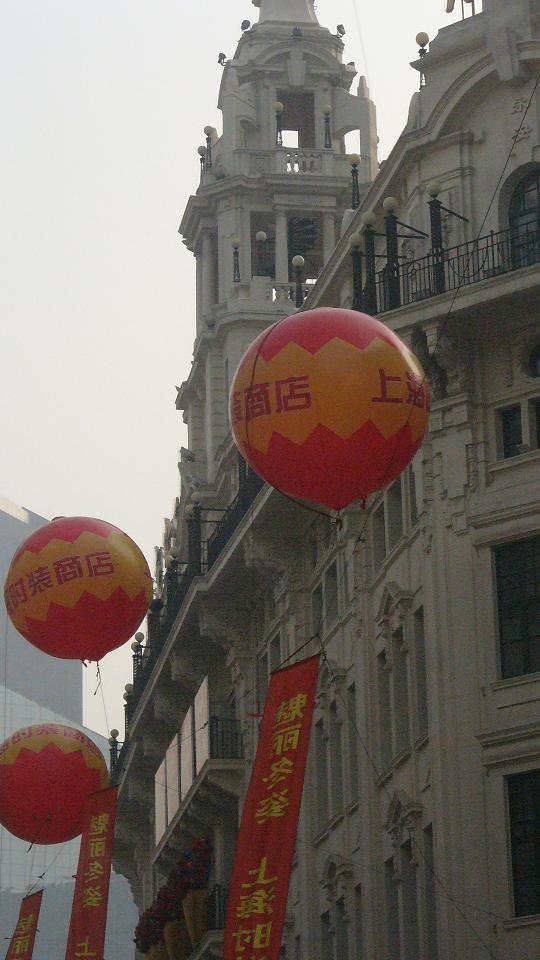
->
<box><xmin>373</xmin><ymin>223</ymin><xmax>540</xmax><ymax>315</ymax></box>
<box><xmin>187</xmin><ymin>885</ymin><xmax>227</xmax><ymax>960</ymax></box>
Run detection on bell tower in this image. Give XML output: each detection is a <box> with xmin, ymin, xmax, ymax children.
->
<box><xmin>176</xmin><ymin>0</ymin><xmax>378</xmax><ymax>506</ymax></box>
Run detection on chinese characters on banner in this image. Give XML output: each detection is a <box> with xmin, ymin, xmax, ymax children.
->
<box><xmin>65</xmin><ymin>787</ymin><xmax>117</xmax><ymax>960</ymax></box>
<box><xmin>223</xmin><ymin>655</ymin><xmax>320</xmax><ymax>960</ymax></box>
<box><xmin>4</xmin><ymin>889</ymin><xmax>43</xmax><ymax>960</ymax></box>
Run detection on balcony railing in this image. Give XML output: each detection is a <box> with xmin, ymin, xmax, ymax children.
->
<box><xmin>209</xmin><ymin>717</ymin><xmax>243</xmax><ymax>760</ymax></box>
<box><xmin>208</xmin><ymin>884</ymin><xmax>228</xmax><ymax>930</ymax></box>
<box><xmin>374</xmin><ymin>223</ymin><xmax>540</xmax><ymax>314</ymax></box>
<box><xmin>202</xmin><ymin>470</ymin><xmax>264</xmax><ymax>571</ymax></box>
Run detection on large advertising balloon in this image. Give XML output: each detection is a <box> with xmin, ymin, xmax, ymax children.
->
<box><xmin>230</xmin><ymin>308</ymin><xmax>430</xmax><ymax>510</ymax></box>
<box><xmin>0</xmin><ymin>724</ymin><xmax>109</xmax><ymax>843</ymax></box>
<box><xmin>4</xmin><ymin>516</ymin><xmax>152</xmax><ymax>660</ymax></box>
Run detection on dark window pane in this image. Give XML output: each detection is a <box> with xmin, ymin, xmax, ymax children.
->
<box><xmin>507</xmin><ymin>770</ymin><xmax>540</xmax><ymax>917</ymax></box>
<box><xmin>495</xmin><ymin>537</ymin><xmax>540</xmax><ymax>678</ymax></box>
<box><xmin>499</xmin><ymin>405</ymin><xmax>523</xmax><ymax>458</ymax></box>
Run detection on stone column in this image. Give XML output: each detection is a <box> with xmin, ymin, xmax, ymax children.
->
<box><xmin>323</xmin><ymin>212</ymin><xmax>336</xmax><ymax>264</ymax></box>
<box><xmin>275</xmin><ymin>210</ymin><xmax>289</xmax><ymax>281</ymax></box>
<box><xmin>201</xmin><ymin>231</ymin><xmax>215</xmax><ymax>321</ymax></box>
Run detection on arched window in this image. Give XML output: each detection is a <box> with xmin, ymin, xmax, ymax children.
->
<box><xmin>509</xmin><ymin>169</ymin><xmax>540</xmax><ymax>268</ymax></box>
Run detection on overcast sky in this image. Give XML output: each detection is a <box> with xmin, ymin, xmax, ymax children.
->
<box><xmin>0</xmin><ymin>0</ymin><xmax>466</xmax><ymax>737</ymax></box>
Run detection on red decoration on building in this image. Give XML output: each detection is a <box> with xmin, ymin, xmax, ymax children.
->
<box><xmin>65</xmin><ymin>787</ymin><xmax>117</xmax><ymax>960</ymax></box>
<box><xmin>0</xmin><ymin>724</ymin><xmax>108</xmax><ymax>844</ymax></box>
<box><xmin>4</xmin><ymin>516</ymin><xmax>152</xmax><ymax>660</ymax></box>
<box><xmin>4</xmin><ymin>890</ymin><xmax>43</xmax><ymax>960</ymax></box>
<box><xmin>230</xmin><ymin>308</ymin><xmax>430</xmax><ymax>510</ymax></box>
<box><xmin>223</xmin><ymin>656</ymin><xmax>319</xmax><ymax>960</ymax></box>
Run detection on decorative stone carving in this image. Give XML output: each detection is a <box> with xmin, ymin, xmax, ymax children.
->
<box><xmin>322</xmin><ymin>855</ymin><xmax>354</xmax><ymax>904</ymax></box>
<box><xmin>385</xmin><ymin>790</ymin><xmax>423</xmax><ymax>871</ymax></box>
<box><xmin>375</xmin><ymin>582</ymin><xmax>414</xmax><ymax>638</ymax></box>
<box><xmin>435</xmin><ymin>331</ymin><xmax>475</xmax><ymax>396</ymax></box>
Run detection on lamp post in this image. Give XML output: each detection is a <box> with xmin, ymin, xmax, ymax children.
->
<box><xmin>292</xmin><ymin>254</ymin><xmax>305</xmax><ymax>307</ymax></box>
<box><xmin>108</xmin><ymin>729</ymin><xmax>119</xmax><ymax>770</ymax></box>
<box><xmin>427</xmin><ymin>180</ymin><xmax>445</xmax><ymax>295</ymax></box>
<box><xmin>197</xmin><ymin>146</ymin><xmax>207</xmax><ymax>179</ymax></box>
<box><xmin>232</xmin><ymin>237</ymin><xmax>241</xmax><ymax>283</ymax></box>
<box><xmin>349</xmin><ymin>154</ymin><xmax>360</xmax><ymax>209</ymax></box>
<box><xmin>255</xmin><ymin>230</ymin><xmax>268</xmax><ymax>275</ymax></box>
<box><xmin>416</xmin><ymin>32</ymin><xmax>429</xmax><ymax>89</ymax></box>
<box><xmin>274</xmin><ymin>101</ymin><xmax>284</xmax><ymax>147</ymax></box>
<box><xmin>203</xmin><ymin>126</ymin><xmax>214</xmax><ymax>168</ymax></box>
<box><xmin>383</xmin><ymin>196</ymin><xmax>401</xmax><ymax>310</ymax></box>
<box><xmin>187</xmin><ymin>495</ymin><xmax>202</xmax><ymax>575</ymax></box>
<box><xmin>350</xmin><ymin>232</ymin><xmax>364</xmax><ymax>312</ymax></box>
<box><xmin>323</xmin><ymin>105</ymin><xmax>332</xmax><ymax>149</ymax></box>
<box><xmin>361</xmin><ymin>212</ymin><xmax>377</xmax><ymax>315</ymax></box>
<box><xmin>131</xmin><ymin>633</ymin><xmax>144</xmax><ymax>683</ymax></box>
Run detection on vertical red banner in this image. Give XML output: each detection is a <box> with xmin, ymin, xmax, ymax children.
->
<box><xmin>224</xmin><ymin>655</ymin><xmax>319</xmax><ymax>960</ymax></box>
<box><xmin>4</xmin><ymin>890</ymin><xmax>43</xmax><ymax>960</ymax></box>
<box><xmin>65</xmin><ymin>786</ymin><xmax>117</xmax><ymax>960</ymax></box>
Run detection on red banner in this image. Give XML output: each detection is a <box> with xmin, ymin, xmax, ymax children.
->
<box><xmin>5</xmin><ymin>890</ymin><xmax>43</xmax><ymax>960</ymax></box>
<box><xmin>224</xmin><ymin>655</ymin><xmax>319</xmax><ymax>960</ymax></box>
<box><xmin>65</xmin><ymin>786</ymin><xmax>117</xmax><ymax>960</ymax></box>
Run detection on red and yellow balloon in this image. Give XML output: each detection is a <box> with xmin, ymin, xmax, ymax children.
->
<box><xmin>4</xmin><ymin>516</ymin><xmax>152</xmax><ymax>661</ymax></box>
<box><xmin>230</xmin><ymin>308</ymin><xmax>429</xmax><ymax>510</ymax></box>
<box><xmin>0</xmin><ymin>723</ymin><xmax>109</xmax><ymax>843</ymax></box>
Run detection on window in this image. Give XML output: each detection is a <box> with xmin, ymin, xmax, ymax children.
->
<box><xmin>371</xmin><ymin>473</ymin><xmax>418</xmax><ymax>570</ymax></box>
<box><xmin>315</xmin><ymin>719</ymin><xmax>330</xmax><ymax>829</ymax></box>
<box><xmin>354</xmin><ymin>886</ymin><xmax>364</xmax><ymax>960</ymax></box>
<box><xmin>495</xmin><ymin>536</ymin><xmax>540</xmax><ymax>678</ymax></box>
<box><xmin>347</xmin><ymin>684</ymin><xmax>360</xmax><ymax>801</ymax></box>
<box><xmin>155</xmin><ymin>758</ymin><xmax>167</xmax><ymax>844</ymax></box>
<box><xmin>414</xmin><ymin>608</ymin><xmax>429</xmax><ymax>739</ymax></box>
<box><xmin>335</xmin><ymin>899</ymin><xmax>349</xmax><ymax>960</ymax></box>
<box><xmin>377</xmin><ymin>651</ymin><xmax>392</xmax><ymax>769</ymax></box>
<box><xmin>529</xmin><ymin>344</ymin><xmax>540</xmax><ymax>378</ymax></box>
<box><xmin>385</xmin><ymin>859</ymin><xmax>400</xmax><ymax>960</ymax></box>
<box><xmin>498</xmin><ymin>404</ymin><xmax>523</xmax><ymax>458</ymax></box>
<box><xmin>329</xmin><ymin>702</ymin><xmax>344</xmax><ymax>816</ymax></box>
<box><xmin>423</xmin><ymin>825</ymin><xmax>438</xmax><ymax>957</ymax></box>
<box><xmin>257</xmin><ymin>631</ymin><xmax>282</xmax><ymax>709</ymax></box>
<box><xmin>321</xmin><ymin>912</ymin><xmax>333</xmax><ymax>960</ymax></box>
<box><xmin>392</xmin><ymin>628</ymin><xmax>410</xmax><ymax>754</ymax></box>
<box><xmin>311</xmin><ymin>583</ymin><xmax>323</xmax><ymax>634</ymax></box>
<box><xmin>372</xmin><ymin>503</ymin><xmax>387</xmax><ymax>567</ymax></box>
<box><xmin>387</xmin><ymin>480</ymin><xmax>404</xmax><ymax>550</ymax></box>
<box><xmin>495</xmin><ymin>397</ymin><xmax>540</xmax><ymax>458</ymax></box>
<box><xmin>509</xmin><ymin>169</ymin><xmax>540</xmax><ymax>270</ymax></box>
<box><xmin>401</xmin><ymin>841</ymin><xmax>419</xmax><ymax>958</ymax></box>
<box><xmin>507</xmin><ymin>769</ymin><xmax>540</xmax><ymax>917</ymax></box>
<box><xmin>312</xmin><ymin>561</ymin><xmax>340</xmax><ymax>635</ymax></box>
<box><xmin>324</xmin><ymin>562</ymin><xmax>338</xmax><ymax>626</ymax></box>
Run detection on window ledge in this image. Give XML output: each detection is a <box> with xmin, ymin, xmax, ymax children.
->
<box><xmin>312</xmin><ymin>825</ymin><xmax>330</xmax><ymax>846</ymax></box>
<box><xmin>392</xmin><ymin>746</ymin><xmax>412</xmax><ymax>769</ymax></box>
<box><xmin>376</xmin><ymin>766</ymin><xmax>393</xmax><ymax>788</ymax></box>
<box><xmin>503</xmin><ymin>914</ymin><xmax>540</xmax><ymax>930</ymax></box>
<box><xmin>492</xmin><ymin>671</ymin><xmax>540</xmax><ymax>692</ymax></box>
<box><xmin>328</xmin><ymin>811</ymin><xmax>345</xmax><ymax>830</ymax></box>
<box><xmin>489</xmin><ymin>447</ymin><xmax>540</xmax><ymax>475</ymax></box>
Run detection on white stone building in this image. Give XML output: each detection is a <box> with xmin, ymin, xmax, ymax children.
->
<box><xmin>113</xmin><ymin>1</ymin><xmax>540</xmax><ymax>959</ymax></box>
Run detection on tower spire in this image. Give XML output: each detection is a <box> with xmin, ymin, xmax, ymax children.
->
<box><xmin>252</xmin><ymin>0</ymin><xmax>318</xmax><ymax>24</ymax></box>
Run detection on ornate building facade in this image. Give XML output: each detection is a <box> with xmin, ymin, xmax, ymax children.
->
<box><xmin>113</xmin><ymin>1</ymin><xmax>540</xmax><ymax>959</ymax></box>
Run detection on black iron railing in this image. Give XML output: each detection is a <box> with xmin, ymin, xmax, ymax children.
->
<box><xmin>208</xmin><ymin>884</ymin><xmax>228</xmax><ymax>930</ymax></box>
<box><xmin>209</xmin><ymin>717</ymin><xmax>243</xmax><ymax>760</ymax></box>
<box><xmin>374</xmin><ymin>223</ymin><xmax>540</xmax><ymax>314</ymax></box>
<box><xmin>204</xmin><ymin>470</ymin><xmax>264</xmax><ymax>571</ymax></box>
